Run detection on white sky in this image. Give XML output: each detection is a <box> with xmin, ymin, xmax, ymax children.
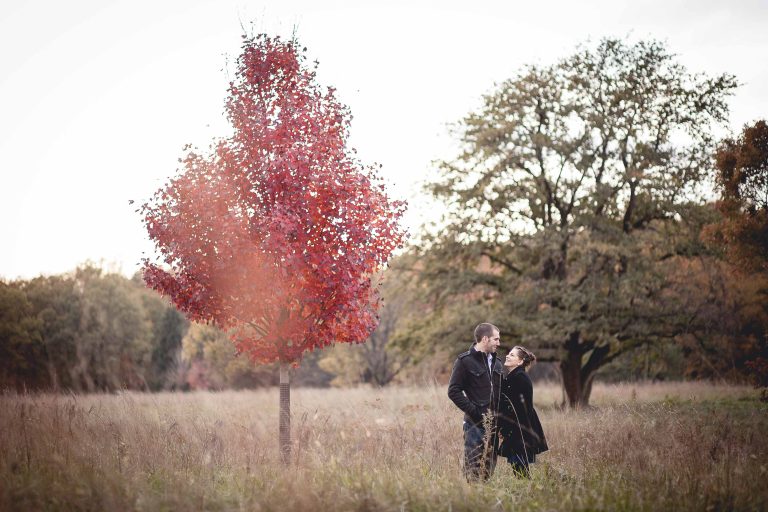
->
<box><xmin>1</xmin><ymin>0</ymin><xmax>767</xmax><ymax>280</ymax></box>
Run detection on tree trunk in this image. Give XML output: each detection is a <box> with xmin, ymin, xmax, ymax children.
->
<box><xmin>44</xmin><ymin>350</ymin><xmax>60</xmax><ymax>392</ymax></box>
<box><xmin>560</xmin><ymin>350</ymin><xmax>595</xmax><ymax>408</ymax></box>
<box><xmin>279</xmin><ymin>363</ymin><xmax>291</xmax><ymax>464</ymax></box>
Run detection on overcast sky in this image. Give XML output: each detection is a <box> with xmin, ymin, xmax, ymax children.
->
<box><xmin>1</xmin><ymin>0</ymin><xmax>767</xmax><ymax>279</ymax></box>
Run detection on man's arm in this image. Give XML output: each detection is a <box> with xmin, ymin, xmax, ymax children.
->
<box><xmin>447</xmin><ymin>358</ymin><xmax>480</xmax><ymax>420</ymax></box>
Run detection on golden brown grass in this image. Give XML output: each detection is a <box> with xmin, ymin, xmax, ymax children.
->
<box><xmin>0</xmin><ymin>381</ymin><xmax>765</xmax><ymax>511</ymax></box>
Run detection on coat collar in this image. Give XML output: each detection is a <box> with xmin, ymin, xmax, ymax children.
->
<box><xmin>469</xmin><ymin>344</ymin><xmax>497</xmax><ymax>363</ymax></box>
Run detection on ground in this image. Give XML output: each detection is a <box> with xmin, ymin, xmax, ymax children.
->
<box><xmin>1</xmin><ymin>381</ymin><xmax>765</xmax><ymax>511</ymax></box>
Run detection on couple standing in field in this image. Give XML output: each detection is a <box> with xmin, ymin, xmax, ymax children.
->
<box><xmin>447</xmin><ymin>323</ymin><xmax>548</xmax><ymax>481</ymax></box>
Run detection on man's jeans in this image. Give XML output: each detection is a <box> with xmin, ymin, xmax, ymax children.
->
<box><xmin>463</xmin><ymin>420</ymin><xmax>496</xmax><ymax>481</ymax></box>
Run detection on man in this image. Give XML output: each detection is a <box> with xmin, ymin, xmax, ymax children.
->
<box><xmin>447</xmin><ymin>322</ymin><xmax>503</xmax><ymax>481</ymax></box>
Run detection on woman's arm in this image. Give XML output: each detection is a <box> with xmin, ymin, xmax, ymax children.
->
<box><xmin>509</xmin><ymin>374</ymin><xmax>534</xmax><ymax>438</ymax></box>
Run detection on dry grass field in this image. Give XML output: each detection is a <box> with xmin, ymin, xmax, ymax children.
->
<box><xmin>1</xmin><ymin>381</ymin><xmax>766</xmax><ymax>511</ymax></box>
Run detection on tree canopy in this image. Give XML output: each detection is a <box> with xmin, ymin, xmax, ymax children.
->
<box><xmin>704</xmin><ymin>120</ymin><xmax>768</xmax><ymax>273</ymax></box>
<box><xmin>141</xmin><ymin>34</ymin><xmax>406</xmax><ymax>365</ymax></box>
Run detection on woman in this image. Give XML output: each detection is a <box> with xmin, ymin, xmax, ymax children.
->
<box><xmin>496</xmin><ymin>345</ymin><xmax>548</xmax><ymax>477</ymax></box>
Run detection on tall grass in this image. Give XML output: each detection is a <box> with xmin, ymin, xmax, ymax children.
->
<box><xmin>0</xmin><ymin>382</ymin><xmax>765</xmax><ymax>511</ymax></box>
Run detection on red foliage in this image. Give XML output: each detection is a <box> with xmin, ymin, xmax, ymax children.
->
<box><xmin>141</xmin><ymin>34</ymin><xmax>406</xmax><ymax>364</ymax></box>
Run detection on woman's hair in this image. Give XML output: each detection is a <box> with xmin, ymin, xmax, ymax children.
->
<box><xmin>511</xmin><ymin>345</ymin><xmax>537</xmax><ymax>371</ymax></box>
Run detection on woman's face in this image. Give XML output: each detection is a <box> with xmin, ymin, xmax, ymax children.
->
<box><xmin>504</xmin><ymin>351</ymin><xmax>523</xmax><ymax>369</ymax></box>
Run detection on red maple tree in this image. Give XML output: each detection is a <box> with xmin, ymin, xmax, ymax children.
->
<box><xmin>140</xmin><ymin>34</ymin><xmax>406</xmax><ymax>458</ymax></box>
<box><xmin>142</xmin><ymin>33</ymin><xmax>406</xmax><ymax>362</ymax></box>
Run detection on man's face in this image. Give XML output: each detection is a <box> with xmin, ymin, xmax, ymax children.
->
<box><xmin>477</xmin><ymin>330</ymin><xmax>501</xmax><ymax>354</ymax></box>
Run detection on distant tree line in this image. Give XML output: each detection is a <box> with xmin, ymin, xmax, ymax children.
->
<box><xmin>1</xmin><ymin>264</ymin><xmax>187</xmax><ymax>392</ymax></box>
<box><xmin>1</xmin><ymin>243</ymin><xmax>764</xmax><ymax>395</ymax></box>
<box><xmin>0</xmin><ymin>263</ymin><xmax>383</xmax><ymax>392</ymax></box>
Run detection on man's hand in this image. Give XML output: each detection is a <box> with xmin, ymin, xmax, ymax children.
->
<box><xmin>472</xmin><ymin>404</ymin><xmax>486</xmax><ymax>424</ymax></box>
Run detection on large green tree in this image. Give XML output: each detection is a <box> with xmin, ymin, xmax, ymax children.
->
<box><xmin>420</xmin><ymin>38</ymin><xmax>737</xmax><ymax>407</ymax></box>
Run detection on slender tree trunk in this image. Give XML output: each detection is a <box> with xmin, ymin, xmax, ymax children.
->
<box><xmin>43</xmin><ymin>344</ymin><xmax>60</xmax><ymax>392</ymax></box>
<box><xmin>279</xmin><ymin>362</ymin><xmax>291</xmax><ymax>464</ymax></box>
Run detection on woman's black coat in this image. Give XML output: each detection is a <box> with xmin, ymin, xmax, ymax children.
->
<box><xmin>497</xmin><ymin>366</ymin><xmax>548</xmax><ymax>462</ymax></box>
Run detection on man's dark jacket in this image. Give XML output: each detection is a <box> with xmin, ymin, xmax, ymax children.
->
<box><xmin>497</xmin><ymin>365</ymin><xmax>548</xmax><ymax>461</ymax></box>
<box><xmin>447</xmin><ymin>345</ymin><xmax>504</xmax><ymax>426</ymax></box>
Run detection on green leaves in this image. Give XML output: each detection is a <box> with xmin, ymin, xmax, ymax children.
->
<box><xmin>419</xmin><ymin>37</ymin><xmax>738</xmax><ymax>406</ymax></box>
